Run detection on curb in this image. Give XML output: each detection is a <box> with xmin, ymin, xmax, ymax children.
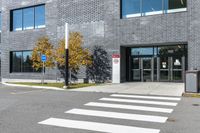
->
<box><xmin>2</xmin><ymin>82</ymin><xmax>65</xmax><ymax>91</ymax></box>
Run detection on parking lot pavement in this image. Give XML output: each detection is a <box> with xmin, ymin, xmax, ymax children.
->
<box><xmin>0</xmin><ymin>84</ymin><xmax>199</xmax><ymax>133</ymax></box>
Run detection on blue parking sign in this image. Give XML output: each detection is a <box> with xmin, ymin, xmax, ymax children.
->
<box><xmin>41</xmin><ymin>54</ymin><xmax>47</xmax><ymax>62</ymax></box>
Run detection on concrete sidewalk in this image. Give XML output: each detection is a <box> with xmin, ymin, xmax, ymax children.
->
<box><xmin>70</xmin><ymin>82</ymin><xmax>184</xmax><ymax>96</ymax></box>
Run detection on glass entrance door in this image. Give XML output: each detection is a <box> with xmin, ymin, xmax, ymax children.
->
<box><xmin>132</xmin><ymin>57</ymin><xmax>153</xmax><ymax>82</ymax></box>
<box><xmin>128</xmin><ymin>45</ymin><xmax>187</xmax><ymax>82</ymax></box>
<box><xmin>142</xmin><ymin>57</ymin><xmax>153</xmax><ymax>82</ymax></box>
<box><xmin>159</xmin><ymin>56</ymin><xmax>184</xmax><ymax>81</ymax></box>
<box><xmin>172</xmin><ymin>57</ymin><xmax>184</xmax><ymax>81</ymax></box>
<box><xmin>132</xmin><ymin>58</ymin><xmax>141</xmax><ymax>81</ymax></box>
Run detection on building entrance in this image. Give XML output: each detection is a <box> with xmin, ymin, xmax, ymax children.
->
<box><xmin>127</xmin><ymin>45</ymin><xmax>187</xmax><ymax>82</ymax></box>
<box><xmin>132</xmin><ymin>57</ymin><xmax>153</xmax><ymax>82</ymax></box>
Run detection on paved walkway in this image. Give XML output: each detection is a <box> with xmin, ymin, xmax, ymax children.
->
<box><xmin>71</xmin><ymin>82</ymin><xmax>184</xmax><ymax>96</ymax></box>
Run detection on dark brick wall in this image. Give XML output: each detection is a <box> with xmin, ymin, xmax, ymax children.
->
<box><xmin>0</xmin><ymin>0</ymin><xmax>58</xmax><ymax>80</ymax></box>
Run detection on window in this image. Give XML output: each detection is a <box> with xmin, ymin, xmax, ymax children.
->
<box><xmin>10</xmin><ymin>51</ymin><xmax>40</xmax><ymax>73</ymax></box>
<box><xmin>11</xmin><ymin>52</ymin><xmax>22</xmax><ymax>72</ymax></box>
<box><xmin>35</xmin><ymin>5</ymin><xmax>45</xmax><ymax>28</ymax></box>
<box><xmin>122</xmin><ymin>0</ymin><xmax>141</xmax><ymax>18</ymax></box>
<box><xmin>23</xmin><ymin>7</ymin><xmax>34</xmax><ymax>30</ymax></box>
<box><xmin>13</xmin><ymin>9</ymin><xmax>23</xmax><ymax>31</ymax></box>
<box><xmin>142</xmin><ymin>0</ymin><xmax>163</xmax><ymax>15</ymax></box>
<box><xmin>121</xmin><ymin>0</ymin><xmax>187</xmax><ymax>18</ymax></box>
<box><xmin>11</xmin><ymin>5</ymin><xmax>45</xmax><ymax>31</ymax></box>
<box><xmin>165</xmin><ymin>0</ymin><xmax>187</xmax><ymax>13</ymax></box>
<box><xmin>131</xmin><ymin>48</ymin><xmax>154</xmax><ymax>56</ymax></box>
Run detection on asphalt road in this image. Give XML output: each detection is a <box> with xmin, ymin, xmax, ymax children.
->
<box><xmin>0</xmin><ymin>84</ymin><xmax>199</xmax><ymax>133</ymax></box>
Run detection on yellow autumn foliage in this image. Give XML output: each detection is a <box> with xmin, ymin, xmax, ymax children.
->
<box><xmin>31</xmin><ymin>36</ymin><xmax>55</xmax><ymax>70</ymax></box>
<box><xmin>55</xmin><ymin>32</ymin><xmax>92</xmax><ymax>72</ymax></box>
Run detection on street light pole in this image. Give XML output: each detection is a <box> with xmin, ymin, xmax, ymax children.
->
<box><xmin>64</xmin><ymin>23</ymin><xmax>69</xmax><ymax>88</ymax></box>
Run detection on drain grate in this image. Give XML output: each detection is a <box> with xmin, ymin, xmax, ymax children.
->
<box><xmin>167</xmin><ymin>118</ymin><xmax>176</xmax><ymax>122</ymax></box>
<box><xmin>192</xmin><ymin>104</ymin><xmax>200</xmax><ymax>106</ymax></box>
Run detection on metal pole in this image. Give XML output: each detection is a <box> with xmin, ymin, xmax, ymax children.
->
<box><xmin>65</xmin><ymin>49</ymin><xmax>69</xmax><ymax>87</ymax></box>
<box><xmin>64</xmin><ymin>23</ymin><xmax>69</xmax><ymax>88</ymax></box>
<box><xmin>42</xmin><ymin>61</ymin><xmax>45</xmax><ymax>84</ymax></box>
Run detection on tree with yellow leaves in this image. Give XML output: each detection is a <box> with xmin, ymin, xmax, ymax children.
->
<box><xmin>55</xmin><ymin>32</ymin><xmax>92</xmax><ymax>79</ymax></box>
<box><xmin>31</xmin><ymin>36</ymin><xmax>55</xmax><ymax>70</ymax></box>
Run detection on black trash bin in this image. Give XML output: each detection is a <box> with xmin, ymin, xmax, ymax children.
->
<box><xmin>185</xmin><ymin>70</ymin><xmax>200</xmax><ymax>93</ymax></box>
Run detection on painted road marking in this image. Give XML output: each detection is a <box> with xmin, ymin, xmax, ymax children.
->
<box><xmin>111</xmin><ymin>94</ymin><xmax>181</xmax><ymax>101</ymax></box>
<box><xmin>66</xmin><ymin>108</ymin><xmax>168</xmax><ymax>123</ymax></box>
<box><xmin>39</xmin><ymin>118</ymin><xmax>160</xmax><ymax>133</ymax></box>
<box><xmin>85</xmin><ymin>102</ymin><xmax>173</xmax><ymax>113</ymax></box>
<box><xmin>10</xmin><ymin>90</ymin><xmax>45</xmax><ymax>95</ymax></box>
<box><xmin>100</xmin><ymin>98</ymin><xmax>178</xmax><ymax>106</ymax></box>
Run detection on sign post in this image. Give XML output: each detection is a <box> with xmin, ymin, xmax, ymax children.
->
<box><xmin>64</xmin><ymin>23</ymin><xmax>69</xmax><ymax>88</ymax></box>
<box><xmin>41</xmin><ymin>54</ymin><xmax>47</xmax><ymax>84</ymax></box>
<box><xmin>112</xmin><ymin>54</ymin><xmax>120</xmax><ymax>83</ymax></box>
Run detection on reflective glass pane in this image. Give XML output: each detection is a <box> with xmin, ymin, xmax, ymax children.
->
<box><xmin>13</xmin><ymin>10</ymin><xmax>22</xmax><ymax>31</ymax></box>
<box><xmin>165</xmin><ymin>0</ymin><xmax>187</xmax><ymax>13</ymax></box>
<box><xmin>12</xmin><ymin>52</ymin><xmax>22</xmax><ymax>72</ymax></box>
<box><xmin>131</xmin><ymin>48</ymin><xmax>153</xmax><ymax>56</ymax></box>
<box><xmin>160</xmin><ymin>57</ymin><xmax>168</xmax><ymax>69</ymax></box>
<box><xmin>142</xmin><ymin>0</ymin><xmax>163</xmax><ymax>16</ymax></box>
<box><xmin>122</xmin><ymin>0</ymin><xmax>141</xmax><ymax>18</ymax></box>
<box><xmin>143</xmin><ymin>58</ymin><xmax>152</xmax><ymax>69</ymax></box>
<box><xmin>143</xmin><ymin>71</ymin><xmax>151</xmax><ymax>81</ymax></box>
<box><xmin>35</xmin><ymin>5</ymin><xmax>45</xmax><ymax>28</ymax></box>
<box><xmin>160</xmin><ymin>71</ymin><xmax>169</xmax><ymax>80</ymax></box>
<box><xmin>158</xmin><ymin>45</ymin><xmax>185</xmax><ymax>56</ymax></box>
<box><xmin>23</xmin><ymin>8</ymin><xmax>34</xmax><ymax>30</ymax></box>
<box><xmin>133</xmin><ymin>70</ymin><xmax>141</xmax><ymax>81</ymax></box>
<box><xmin>22</xmin><ymin>51</ymin><xmax>33</xmax><ymax>72</ymax></box>
<box><xmin>173</xmin><ymin>71</ymin><xmax>182</xmax><ymax>80</ymax></box>
<box><xmin>132</xmin><ymin>58</ymin><xmax>140</xmax><ymax>69</ymax></box>
<box><xmin>173</xmin><ymin>57</ymin><xmax>182</xmax><ymax>69</ymax></box>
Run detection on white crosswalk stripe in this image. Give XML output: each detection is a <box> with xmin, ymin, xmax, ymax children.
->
<box><xmin>85</xmin><ymin>102</ymin><xmax>173</xmax><ymax>113</ymax></box>
<box><xmin>99</xmin><ymin>98</ymin><xmax>178</xmax><ymax>106</ymax></box>
<box><xmin>111</xmin><ymin>94</ymin><xmax>181</xmax><ymax>101</ymax></box>
<box><xmin>39</xmin><ymin>118</ymin><xmax>160</xmax><ymax>133</ymax></box>
<box><xmin>39</xmin><ymin>94</ymin><xmax>180</xmax><ymax>133</ymax></box>
<box><xmin>65</xmin><ymin>108</ymin><xmax>168</xmax><ymax>123</ymax></box>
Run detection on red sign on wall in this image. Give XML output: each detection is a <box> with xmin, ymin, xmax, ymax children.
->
<box><xmin>112</xmin><ymin>54</ymin><xmax>120</xmax><ymax>58</ymax></box>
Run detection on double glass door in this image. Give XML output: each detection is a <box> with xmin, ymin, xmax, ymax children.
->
<box><xmin>159</xmin><ymin>56</ymin><xmax>184</xmax><ymax>82</ymax></box>
<box><xmin>132</xmin><ymin>57</ymin><xmax>153</xmax><ymax>82</ymax></box>
<box><xmin>132</xmin><ymin>56</ymin><xmax>185</xmax><ymax>82</ymax></box>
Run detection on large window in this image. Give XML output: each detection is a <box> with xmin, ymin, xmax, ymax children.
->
<box><xmin>121</xmin><ymin>0</ymin><xmax>187</xmax><ymax>18</ymax></box>
<box><xmin>10</xmin><ymin>51</ymin><xmax>39</xmax><ymax>73</ymax></box>
<box><xmin>11</xmin><ymin>5</ymin><xmax>45</xmax><ymax>31</ymax></box>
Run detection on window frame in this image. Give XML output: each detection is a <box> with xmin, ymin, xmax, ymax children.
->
<box><xmin>120</xmin><ymin>0</ymin><xmax>187</xmax><ymax>19</ymax></box>
<box><xmin>10</xmin><ymin>50</ymin><xmax>41</xmax><ymax>73</ymax></box>
<box><xmin>10</xmin><ymin>4</ymin><xmax>45</xmax><ymax>31</ymax></box>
